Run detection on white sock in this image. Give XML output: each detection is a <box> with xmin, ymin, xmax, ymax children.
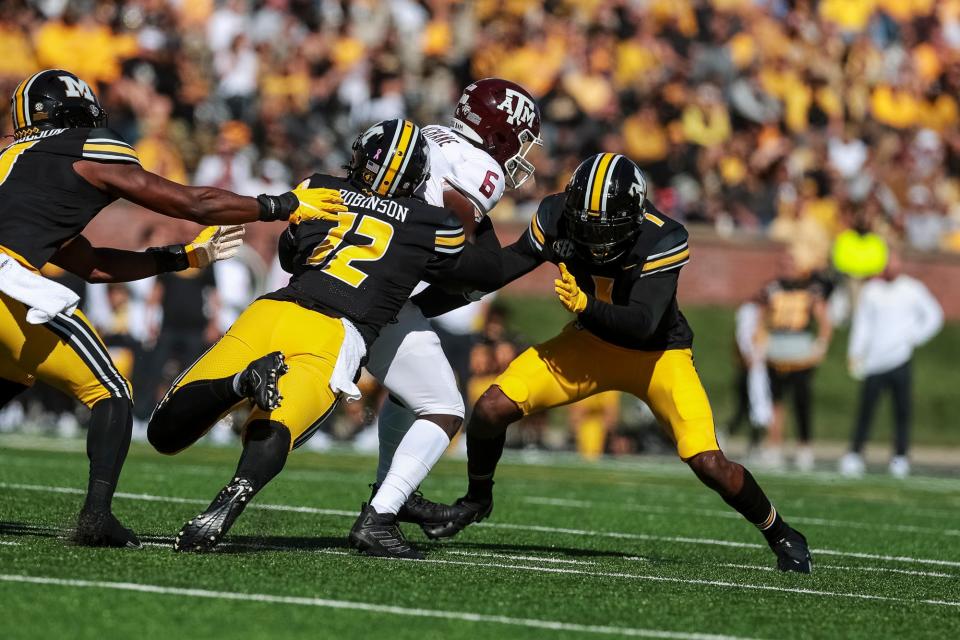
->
<box><xmin>371</xmin><ymin>419</ymin><xmax>450</xmax><ymax>515</ymax></box>
<box><xmin>376</xmin><ymin>398</ymin><xmax>417</xmax><ymax>484</ymax></box>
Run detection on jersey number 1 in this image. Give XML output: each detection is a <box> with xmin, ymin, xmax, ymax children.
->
<box><xmin>305</xmin><ymin>212</ymin><xmax>394</xmax><ymax>287</ymax></box>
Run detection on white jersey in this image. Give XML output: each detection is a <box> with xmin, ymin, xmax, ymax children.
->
<box><xmin>421</xmin><ymin>124</ymin><xmax>505</xmax><ymax>219</ymax></box>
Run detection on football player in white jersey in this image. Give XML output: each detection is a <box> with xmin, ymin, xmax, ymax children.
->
<box><xmin>350</xmin><ymin>78</ymin><xmax>542</xmax><ymax>558</ymax></box>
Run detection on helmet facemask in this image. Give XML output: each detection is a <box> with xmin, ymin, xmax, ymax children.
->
<box><xmin>503</xmin><ymin>128</ymin><xmax>542</xmax><ymax>189</ymax></box>
<box><xmin>563</xmin><ymin>205</ymin><xmax>642</xmax><ymax>265</ymax></box>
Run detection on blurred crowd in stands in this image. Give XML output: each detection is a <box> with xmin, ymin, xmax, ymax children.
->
<box><xmin>0</xmin><ymin>0</ymin><xmax>956</xmax><ymax>461</ymax></box>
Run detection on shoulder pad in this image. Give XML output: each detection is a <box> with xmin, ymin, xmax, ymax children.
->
<box><xmin>301</xmin><ymin>172</ymin><xmax>342</xmax><ymax>190</ymax></box>
<box><xmin>82</xmin><ymin>128</ymin><xmax>140</xmax><ymax>164</ymax></box>
<box><xmin>441</xmin><ymin>148</ymin><xmax>505</xmax><ymax>216</ymax></box>
<box><xmin>641</xmin><ymin>223</ymin><xmax>689</xmax><ymax>277</ymax></box>
<box><xmin>526</xmin><ymin>193</ymin><xmax>564</xmax><ymax>253</ymax></box>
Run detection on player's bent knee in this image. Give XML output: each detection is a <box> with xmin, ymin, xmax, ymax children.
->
<box><xmin>146</xmin><ymin>402</ymin><xmax>182</xmax><ymax>455</ymax></box>
<box><xmin>422</xmin><ymin>414</ymin><xmax>462</xmax><ymax>438</ymax></box>
<box><xmin>470</xmin><ymin>386</ymin><xmax>522</xmax><ymax>437</ymax></box>
<box><xmin>686</xmin><ymin>450</ymin><xmax>739</xmax><ymax>491</ymax></box>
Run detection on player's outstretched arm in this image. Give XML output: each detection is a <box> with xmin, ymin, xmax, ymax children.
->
<box><xmin>51</xmin><ymin>225</ymin><xmax>243</xmax><ymax>283</ymax></box>
<box><xmin>73</xmin><ymin>162</ymin><xmax>345</xmax><ymax>225</ymax></box>
<box><xmin>414</xmin><ymin>226</ymin><xmax>545</xmax><ymax>317</ymax></box>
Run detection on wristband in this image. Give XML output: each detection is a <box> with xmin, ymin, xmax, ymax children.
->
<box><xmin>257</xmin><ymin>192</ymin><xmax>298</xmax><ymax>222</ymax></box>
<box><xmin>147</xmin><ymin>245</ymin><xmax>190</xmax><ymax>273</ymax></box>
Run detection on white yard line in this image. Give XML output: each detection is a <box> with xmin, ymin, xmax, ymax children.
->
<box><xmin>0</xmin><ymin>574</ymin><xmax>752</xmax><ymax>640</ymax></box>
<box><xmin>405</xmin><ymin>558</ymin><xmax>960</xmax><ymax>609</ymax></box>
<box><xmin>4</xmin><ymin>481</ymin><xmax>959</xmax><ymax>569</ymax></box>
<box><xmin>484</xmin><ymin>522</ymin><xmax>960</xmax><ymax>568</ymax></box>
<box><xmin>521</xmin><ymin>497</ymin><xmax>960</xmax><ymax>537</ymax></box>
<box><xmin>716</xmin><ymin>562</ymin><xmax>954</xmax><ymax>579</ymax></box>
<box><xmin>0</xmin><ymin>541</ymin><xmax>20</xmax><ymax>546</ymax></box>
<box><xmin>445</xmin><ymin>550</ymin><xmax>596</xmax><ymax>565</ymax></box>
<box><xmin>15</xmin><ymin>534</ymin><xmax>955</xmax><ymax>609</ymax></box>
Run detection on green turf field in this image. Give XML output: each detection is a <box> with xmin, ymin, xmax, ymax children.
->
<box><xmin>2</xmin><ymin>437</ymin><xmax>959</xmax><ymax>639</ymax></box>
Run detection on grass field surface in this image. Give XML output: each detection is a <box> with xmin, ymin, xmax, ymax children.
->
<box><xmin>2</xmin><ymin>437</ymin><xmax>958</xmax><ymax>639</ymax></box>
<box><xmin>499</xmin><ymin>299</ymin><xmax>960</xmax><ymax>446</ymax></box>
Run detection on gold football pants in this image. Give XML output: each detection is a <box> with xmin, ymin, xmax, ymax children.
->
<box><xmin>494</xmin><ymin>323</ymin><xmax>719</xmax><ymax>460</ymax></box>
<box><xmin>167</xmin><ymin>299</ymin><xmax>345</xmax><ymax>450</ymax></box>
<box><xmin>0</xmin><ymin>292</ymin><xmax>131</xmax><ymax>407</ymax></box>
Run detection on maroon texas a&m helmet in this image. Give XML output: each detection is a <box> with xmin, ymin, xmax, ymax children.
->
<box><xmin>450</xmin><ymin>78</ymin><xmax>542</xmax><ymax>189</ymax></box>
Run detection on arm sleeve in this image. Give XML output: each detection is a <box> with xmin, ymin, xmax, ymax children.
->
<box><xmin>912</xmin><ymin>282</ymin><xmax>944</xmax><ymax>346</ymax></box>
<box><xmin>847</xmin><ymin>292</ymin><xmax>872</xmax><ymax>361</ymax></box>
<box><xmin>578</xmin><ymin>271</ymin><xmax>679</xmax><ymax>342</ymax></box>
<box><xmin>414</xmin><ymin>221</ymin><xmax>546</xmax><ymax>318</ymax></box>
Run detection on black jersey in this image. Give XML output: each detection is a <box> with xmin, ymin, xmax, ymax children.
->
<box><xmin>519</xmin><ymin>193</ymin><xmax>694</xmax><ymax>350</ymax></box>
<box><xmin>265</xmin><ymin>173</ymin><xmax>486</xmax><ymax>346</ymax></box>
<box><xmin>0</xmin><ymin>127</ymin><xmax>140</xmax><ymax>269</ymax></box>
<box><xmin>760</xmin><ymin>277</ymin><xmax>827</xmax><ymax>335</ymax></box>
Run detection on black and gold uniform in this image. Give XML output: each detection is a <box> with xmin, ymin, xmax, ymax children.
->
<box><xmin>417</xmin><ymin>153</ymin><xmax>715</xmax><ymax>460</ymax></box>
<box><xmin>148</xmin><ymin>119</ymin><xmax>503</xmax><ymax>553</ymax></box>
<box><xmin>0</xmin><ymin>125</ymin><xmax>139</xmax><ymax>407</ymax></box>
<box><xmin>418</xmin><ymin>155</ymin><xmax>813</xmax><ymax>574</ymax></box>
<box><xmin>266</xmin><ymin>172</ymin><xmax>477</xmax><ymax>347</ymax></box>
<box><xmin>495</xmin><ymin>195</ymin><xmax>715</xmax><ymax>459</ymax></box>
<box><xmin>155</xmin><ymin>173</ymin><xmax>499</xmax><ymax>450</ymax></box>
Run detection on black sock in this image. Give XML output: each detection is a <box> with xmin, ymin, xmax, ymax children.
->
<box><xmin>148</xmin><ymin>375</ymin><xmax>242</xmax><ymax>454</ymax></box>
<box><xmin>84</xmin><ymin>397</ymin><xmax>133</xmax><ymax>513</ymax></box>
<box><xmin>722</xmin><ymin>469</ymin><xmax>789</xmax><ymax>545</ymax></box>
<box><xmin>234</xmin><ymin>420</ymin><xmax>291</xmax><ymax>492</ymax></box>
<box><xmin>466</xmin><ymin>432</ymin><xmax>506</xmax><ymax>499</ymax></box>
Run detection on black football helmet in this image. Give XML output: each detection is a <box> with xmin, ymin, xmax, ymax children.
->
<box><xmin>562</xmin><ymin>153</ymin><xmax>648</xmax><ymax>264</ymax></box>
<box><xmin>10</xmin><ymin>69</ymin><xmax>107</xmax><ymax>138</ymax></box>
<box><xmin>346</xmin><ymin>119</ymin><xmax>430</xmax><ymax>198</ymax></box>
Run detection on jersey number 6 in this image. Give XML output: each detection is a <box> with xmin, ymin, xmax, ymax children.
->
<box><xmin>479</xmin><ymin>170</ymin><xmax>499</xmax><ymax>198</ymax></box>
<box><xmin>305</xmin><ymin>212</ymin><xmax>394</xmax><ymax>287</ymax></box>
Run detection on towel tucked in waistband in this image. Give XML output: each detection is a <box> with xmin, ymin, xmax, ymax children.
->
<box><xmin>329</xmin><ymin>318</ymin><xmax>366</xmax><ymax>402</ymax></box>
<box><xmin>0</xmin><ymin>254</ymin><xmax>80</xmax><ymax>324</ymax></box>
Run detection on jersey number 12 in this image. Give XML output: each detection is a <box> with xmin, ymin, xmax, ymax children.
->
<box><xmin>305</xmin><ymin>212</ymin><xmax>394</xmax><ymax>287</ymax></box>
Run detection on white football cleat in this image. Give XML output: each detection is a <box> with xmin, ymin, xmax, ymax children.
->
<box><xmin>889</xmin><ymin>456</ymin><xmax>910</xmax><ymax>479</ymax></box>
<box><xmin>839</xmin><ymin>452</ymin><xmax>865</xmax><ymax>478</ymax></box>
<box><xmin>794</xmin><ymin>446</ymin><xmax>815</xmax><ymax>472</ymax></box>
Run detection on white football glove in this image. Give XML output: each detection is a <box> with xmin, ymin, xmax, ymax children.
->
<box><xmin>184</xmin><ymin>225</ymin><xmax>245</xmax><ymax>268</ymax></box>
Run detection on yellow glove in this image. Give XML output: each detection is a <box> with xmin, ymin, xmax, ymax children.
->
<box><xmin>555</xmin><ymin>262</ymin><xmax>588</xmax><ymax>313</ymax></box>
<box><xmin>257</xmin><ymin>185</ymin><xmax>347</xmax><ymax>223</ymax></box>
<box><xmin>288</xmin><ymin>186</ymin><xmax>348</xmax><ymax>224</ymax></box>
<box><xmin>184</xmin><ymin>225</ymin><xmax>245</xmax><ymax>268</ymax></box>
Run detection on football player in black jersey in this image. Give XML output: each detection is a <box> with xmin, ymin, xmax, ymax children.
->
<box><xmin>0</xmin><ymin>69</ymin><xmax>345</xmax><ymax>548</ymax></box>
<box><xmin>412</xmin><ymin>153</ymin><xmax>813</xmax><ymax>573</ymax></box>
<box><xmin>147</xmin><ymin>119</ymin><xmax>503</xmax><ymax>557</ymax></box>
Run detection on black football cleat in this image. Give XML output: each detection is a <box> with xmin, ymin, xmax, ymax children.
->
<box><xmin>348</xmin><ymin>504</ymin><xmax>424</xmax><ymax>560</ymax></box>
<box><xmin>399</xmin><ymin>491</ymin><xmax>480</xmax><ymax>540</ymax></box>
<box><xmin>237</xmin><ymin>351</ymin><xmax>288</xmax><ymax>411</ymax></box>
<box><xmin>771</xmin><ymin>527</ymin><xmax>813</xmax><ymax>574</ymax></box>
<box><xmin>418</xmin><ymin>493</ymin><xmax>493</xmax><ymax>540</ymax></box>
<box><xmin>175</xmin><ymin>477</ymin><xmax>256</xmax><ymax>553</ymax></box>
<box><xmin>75</xmin><ymin>509</ymin><xmax>142</xmax><ymax>549</ymax></box>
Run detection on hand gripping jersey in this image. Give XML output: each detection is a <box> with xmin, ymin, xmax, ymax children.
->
<box><xmin>268</xmin><ymin>173</ymin><xmax>486</xmax><ymax>346</ymax></box>
<box><xmin>421</xmin><ymin>125</ymin><xmax>505</xmax><ymax>218</ymax></box>
<box><xmin>0</xmin><ymin>127</ymin><xmax>140</xmax><ymax>269</ymax></box>
<box><xmin>518</xmin><ymin>193</ymin><xmax>694</xmax><ymax>351</ymax></box>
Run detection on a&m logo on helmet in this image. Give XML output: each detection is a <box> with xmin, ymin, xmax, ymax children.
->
<box><xmin>58</xmin><ymin>75</ymin><xmax>96</xmax><ymax>102</ymax></box>
<box><xmin>496</xmin><ymin>88</ymin><xmax>537</xmax><ymax>127</ymax></box>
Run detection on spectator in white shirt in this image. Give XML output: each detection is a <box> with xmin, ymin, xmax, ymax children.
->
<box><xmin>840</xmin><ymin>252</ymin><xmax>943</xmax><ymax>478</ymax></box>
